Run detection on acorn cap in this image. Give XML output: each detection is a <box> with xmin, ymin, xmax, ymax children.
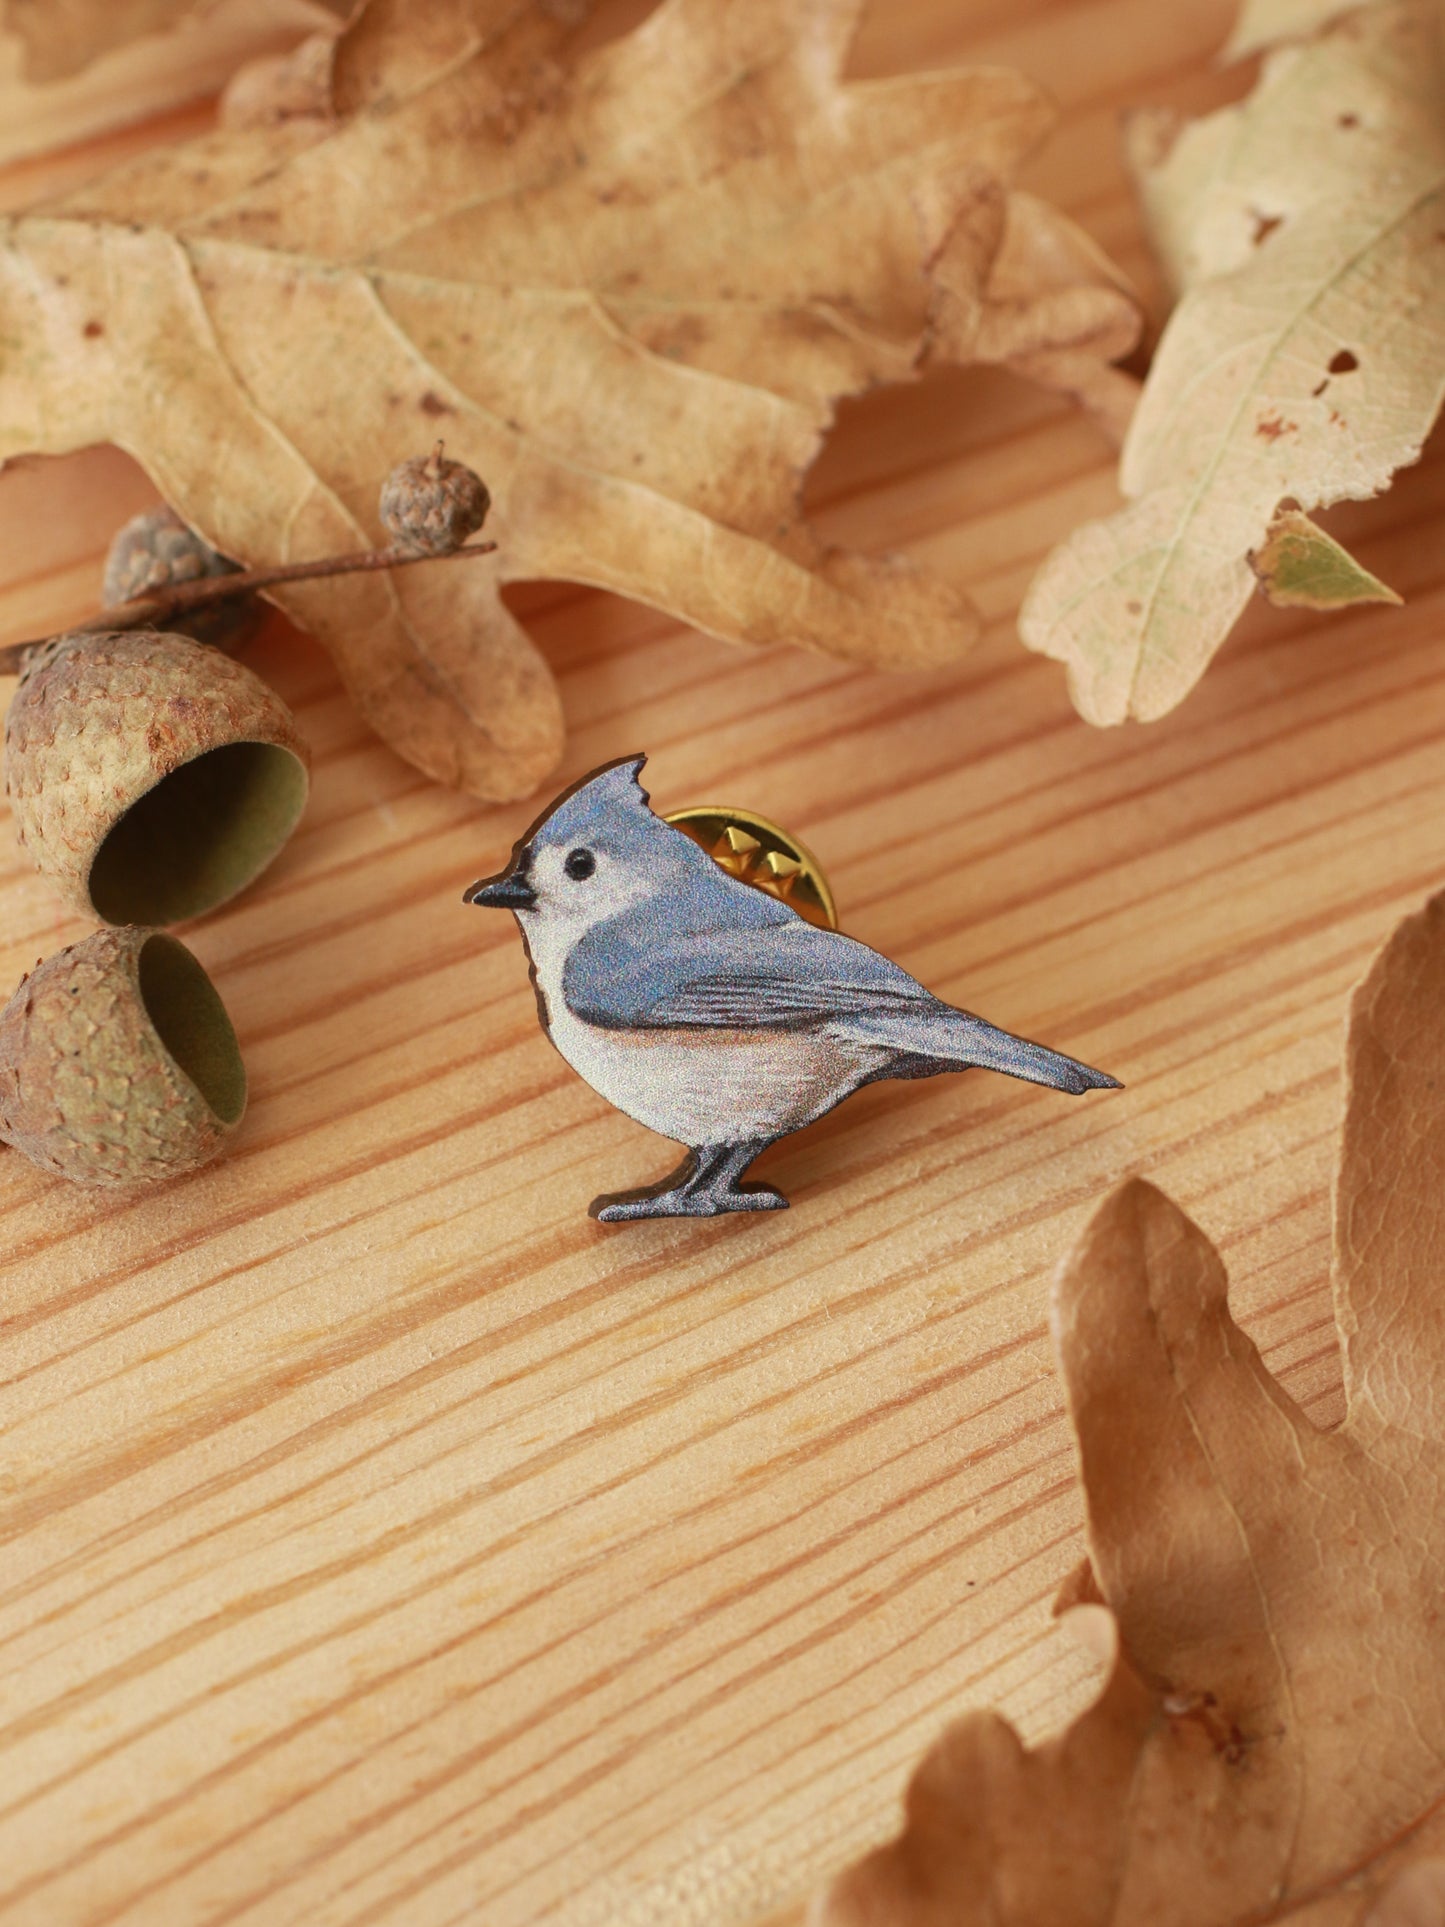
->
<box><xmin>3</xmin><ymin>629</ymin><xmax>309</xmax><ymax>925</ymax></box>
<box><xmin>102</xmin><ymin>504</ymin><xmax>262</xmax><ymax>653</ymax></box>
<box><xmin>379</xmin><ymin>445</ymin><xmax>490</xmax><ymax>556</ymax></box>
<box><xmin>0</xmin><ymin>927</ymin><xmax>246</xmax><ymax>1185</ymax></box>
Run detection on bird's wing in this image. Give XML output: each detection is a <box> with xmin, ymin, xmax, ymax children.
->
<box><xmin>563</xmin><ymin>918</ymin><xmax>936</xmax><ymax>1032</ymax></box>
<box><xmin>562</xmin><ymin>914</ymin><xmax>1120</xmax><ymax>1095</ymax></box>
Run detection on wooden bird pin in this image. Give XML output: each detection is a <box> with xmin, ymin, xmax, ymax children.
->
<box><xmin>467</xmin><ymin>755</ymin><xmax>1119</xmax><ymax>1221</ymax></box>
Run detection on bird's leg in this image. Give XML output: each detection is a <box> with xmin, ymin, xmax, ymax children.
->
<box><xmin>590</xmin><ymin>1141</ymin><xmax>788</xmax><ymax>1222</ymax></box>
<box><xmin>689</xmin><ymin>1140</ymin><xmax>788</xmax><ymax>1212</ymax></box>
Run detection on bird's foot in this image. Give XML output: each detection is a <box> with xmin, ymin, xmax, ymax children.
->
<box><xmin>590</xmin><ymin>1143</ymin><xmax>788</xmax><ymax>1222</ymax></box>
<box><xmin>591</xmin><ymin>1181</ymin><xmax>788</xmax><ymax>1222</ymax></box>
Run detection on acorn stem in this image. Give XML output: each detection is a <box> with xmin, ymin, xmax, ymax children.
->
<box><xmin>0</xmin><ymin>536</ymin><xmax>499</xmax><ymax>674</ymax></box>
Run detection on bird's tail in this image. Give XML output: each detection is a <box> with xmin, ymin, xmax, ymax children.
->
<box><xmin>843</xmin><ymin>1005</ymin><xmax>1119</xmax><ymax>1095</ymax></box>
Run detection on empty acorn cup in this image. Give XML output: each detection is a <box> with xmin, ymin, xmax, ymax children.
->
<box><xmin>0</xmin><ymin>926</ymin><xmax>247</xmax><ymax>1185</ymax></box>
<box><xmin>3</xmin><ymin>628</ymin><xmax>309</xmax><ymax>925</ymax></box>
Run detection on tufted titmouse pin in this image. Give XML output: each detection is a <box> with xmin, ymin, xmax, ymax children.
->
<box><xmin>466</xmin><ymin>755</ymin><xmax>1119</xmax><ymax>1222</ymax></box>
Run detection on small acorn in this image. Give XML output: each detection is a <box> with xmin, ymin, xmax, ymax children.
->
<box><xmin>3</xmin><ymin>629</ymin><xmax>309</xmax><ymax>926</ymax></box>
<box><xmin>103</xmin><ymin>505</ymin><xmax>262</xmax><ymax>653</ymax></box>
<box><xmin>0</xmin><ymin>927</ymin><xmax>246</xmax><ymax>1185</ymax></box>
<box><xmin>379</xmin><ymin>443</ymin><xmax>491</xmax><ymax>556</ymax></box>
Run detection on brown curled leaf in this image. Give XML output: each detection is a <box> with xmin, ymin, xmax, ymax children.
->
<box><xmin>0</xmin><ymin>0</ymin><xmax>344</xmax><ymax>167</ymax></box>
<box><xmin>5</xmin><ymin>0</ymin><xmax>203</xmax><ymax>81</ymax></box>
<box><xmin>0</xmin><ymin>0</ymin><xmax>1137</xmax><ymax>800</ymax></box>
<box><xmin>927</xmin><ymin>186</ymin><xmax>1142</xmax><ymax>445</ymax></box>
<box><xmin>810</xmin><ymin>886</ymin><xmax>1445</xmax><ymax>1925</ymax></box>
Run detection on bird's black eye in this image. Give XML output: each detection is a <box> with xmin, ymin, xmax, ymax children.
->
<box><xmin>564</xmin><ymin>848</ymin><xmax>596</xmax><ymax>881</ymax></box>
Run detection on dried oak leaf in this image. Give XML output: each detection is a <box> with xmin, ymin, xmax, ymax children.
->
<box><xmin>1226</xmin><ymin>0</ymin><xmax>1369</xmax><ymax>59</ymax></box>
<box><xmin>0</xmin><ymin>0</ymin><xmax>1138</xmax><ymax>800</ymax></box>
<box><xmin>812</xmin><ymin>886</ymin><xmax>1445</xmax><ymax>1927</ymax></box>
<box><xmin>1018</xmin><ymin>0</ymin><xmax>1445</xmax><ymax>728</ymax></box>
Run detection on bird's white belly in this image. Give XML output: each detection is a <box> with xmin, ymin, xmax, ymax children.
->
<box><xmin>547</xmin><ymin>1001</ymin><xmax>883</xmax><ymax>1146</ymax></box>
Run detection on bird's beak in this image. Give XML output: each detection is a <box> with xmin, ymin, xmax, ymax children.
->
<box><xmin>464</xmin><ymin>866</ymin><xmax>538</xmax><ymax>911</ymax></box>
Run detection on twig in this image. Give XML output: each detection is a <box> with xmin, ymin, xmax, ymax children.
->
<box><xmin>0</xmin><ymin>537</ymin><xmax>499</xmax><ymax>675</ymax></box>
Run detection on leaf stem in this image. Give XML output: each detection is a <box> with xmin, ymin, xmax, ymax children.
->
<box><xmin>0</xmin><ymin>536</ymin><xmax>499</xmax><ymax>675</ymax></box>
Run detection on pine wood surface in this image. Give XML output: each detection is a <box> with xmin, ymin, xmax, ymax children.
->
<box><xmin>2</xmin><ymin>4</ymin><xmax>1443</xmax><ymax>1923</ymax></box>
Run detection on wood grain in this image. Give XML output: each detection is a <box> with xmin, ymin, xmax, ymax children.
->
<box><xmin>2</xmin><ymin>3</ymin><xmax>1443</xmax><ymax>1924</ymax></box>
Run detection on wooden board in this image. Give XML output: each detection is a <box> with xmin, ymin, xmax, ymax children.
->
<box><xmin>2</xmin><ymin>3</ymin><xmax>1443</xmax><ymax>1923</ymax></box>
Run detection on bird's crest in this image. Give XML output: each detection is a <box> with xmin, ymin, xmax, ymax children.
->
<box><xmin>522</xmin><ymin>753</ymin><xmax>653</xmax><ymax>851</ymax></box>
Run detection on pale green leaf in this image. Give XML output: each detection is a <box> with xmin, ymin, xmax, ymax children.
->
<box><xmin>1250</xmin><ymin>506</ymin><xmax>1401</xmax><ymax>608</ymax></box>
